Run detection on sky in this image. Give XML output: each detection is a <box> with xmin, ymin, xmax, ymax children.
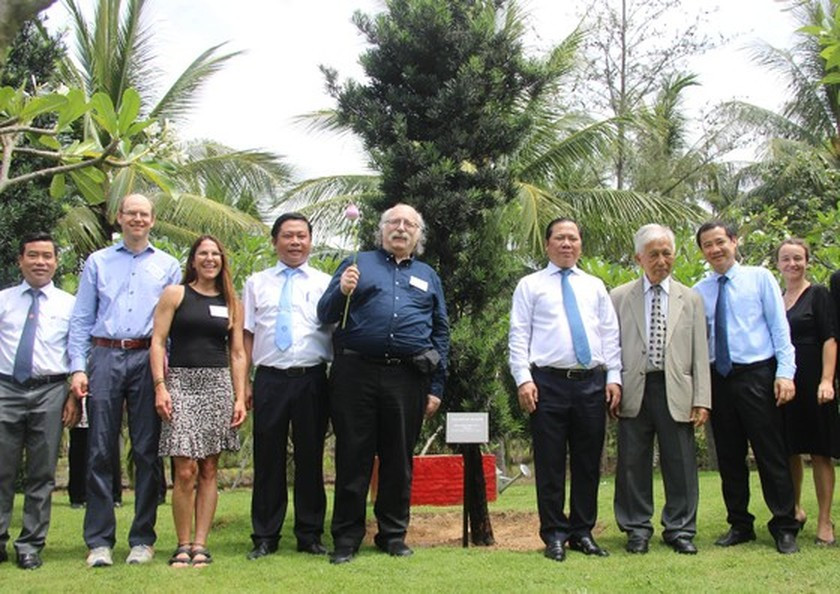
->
<box><xmin>43</xmin><ymin>0</ymin><xmax>799</xmax><ymax>181</ymax></box>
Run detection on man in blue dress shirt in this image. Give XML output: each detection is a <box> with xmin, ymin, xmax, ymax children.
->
<box><xmin>69</xmin><ymin>194</ymin><xmax>181</xmax><ymax>567</ymax></box>
<box><xmin>693</xmin><ymin>220</ymin><xmax>800</xmax><ymax>554</ymax></box>
<box><xmin>318</xmin><ymin>203</ymin><xmax>449</xmax><ymax>565</ymax></box>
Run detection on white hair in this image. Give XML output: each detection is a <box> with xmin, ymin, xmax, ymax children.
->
<box><xmin>374</xmin><ymin>203</ymin><xmax>427</xmax><ymax>256</ymax></box>
<box><xmin>633</xmin><ymin>224</ymin><xmax>675</xmax><ymax>255</ymax></box>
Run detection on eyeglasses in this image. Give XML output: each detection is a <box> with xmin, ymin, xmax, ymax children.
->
<box><xmin>385</xmin><ymin>218</ymin><xmax>419</xmax><ymax>230</ymax></box>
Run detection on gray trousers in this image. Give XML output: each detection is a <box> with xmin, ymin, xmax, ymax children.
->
<box><xmin>83</xmin><ymin>346</ymin><xmax>160</xmax><ymax>549</ymax></box>
<box><xmin>614</xmin><ymin>372</ymin><xmax>699</xmax><ymax>542</ymax></box>
<box><xmin>0</xmin><ymin>378</ymin><xmax>66</xmax><ymax>555</ymax></box>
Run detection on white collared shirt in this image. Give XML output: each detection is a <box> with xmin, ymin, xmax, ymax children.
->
<box><xmin>243</xmin><ymin>261</ymin><xmax>333</xmax><ymax>368</ymax></box>
<box><xmin>508</xmin><ymin>262</ymin><xmax>622</xmax><ymax>387</ymax></box>
<box><xmin>643</xmin><ymin>275</ymin><xmax>671</xmax><ymax>340</ymax></box>
<box><xmin>0</xmin><ymin>280</ymin><xmax>75</xmax><ymax>375</ymax></box>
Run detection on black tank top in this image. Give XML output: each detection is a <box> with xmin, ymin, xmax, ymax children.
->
<box><xmin>168</xmin><ymin>285</ymin><xmax>229</xmax><ymax>368</ymax></box>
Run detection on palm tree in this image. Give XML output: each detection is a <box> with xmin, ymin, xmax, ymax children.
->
<box><xmin>721</xmin><ymin>0</ymin><xmax>840</xmax><ymax>233</ymax></box>
<box><xmin>53</xmin><ymin>0</ymin><xmax>292</xmax><ymax>255</ymax></box>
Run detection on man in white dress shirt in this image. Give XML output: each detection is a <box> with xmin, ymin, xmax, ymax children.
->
<box><xmin>509</xmin><ymin>217</ymin><xmax>621</xmax><ymax>562</ymax></box>
<box><xmin>243</xmin><ymin>213</ymin><xmax>333</xmax><ymax>559</ymax></box>
<box><xmin>0</xmin><ymin>232</ymin><xmax>78</xmax><ymax>570</ymax></box>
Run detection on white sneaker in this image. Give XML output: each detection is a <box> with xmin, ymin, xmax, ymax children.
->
<box><xmin>86</xmin><ymin>547</ymin><xmax>113</xmax><ymax>568</ymax></box>
<box><xmin>126</xmin><ymin>545</ymin><xmax>154</xmax><ymax>565</ymax></box>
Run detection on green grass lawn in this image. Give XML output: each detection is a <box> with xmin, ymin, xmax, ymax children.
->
<box><xmin>2</xmin><ymin>471</ymin><xmax>839</xmax><ymax>593</ymax></box>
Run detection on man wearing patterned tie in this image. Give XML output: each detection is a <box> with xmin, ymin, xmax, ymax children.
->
<box><xmin>242</xmin><ymin>213</ymin><xmax>332</xmax><ymax>560</ymax></box>
<box><xmin>693</xmin><ymin>220</ymin><xmax>800</xmax><ymax>554</ymax></box>
<box><xmin>0</xmin><ymin>232</ymin><xmax>79</xmax><ymax>570</ymax></box>
<box><xmin>508</xmin><ymin>217</ymin><xmax>622</xmax><ymax>562</ymax></box>
<box><xmin>610</xmin><ymin>224</ymin><xmax>710</xmax><ymax>556</ymax></box>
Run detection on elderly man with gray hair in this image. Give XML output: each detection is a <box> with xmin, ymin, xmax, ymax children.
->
<box><xmin>610</xmin><ymin>224</ymin><xmax>711</xmax><ymax>555</ymax></box>
<box><xmin>317</xmin><ymin>203</ymin><xmax>450</xmax><ymax>565</ymax></box>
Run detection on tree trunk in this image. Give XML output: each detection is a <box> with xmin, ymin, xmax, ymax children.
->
<box><xmin>462</xmin><ymin>444</ymin><xmax>495</xmax><ymax>546</ymax></box>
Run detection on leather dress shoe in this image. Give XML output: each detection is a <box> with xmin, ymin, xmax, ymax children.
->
<box><xmin>567</xmin><ymin>535</ymin><xmax>609</xmax><ymax>557</ymax></box>
<box><xmin>0</xmin><ymin>548</ymin><xmax>8</xmax><ymax>563</ymax></box>
<box><xmin>17</xmin><ymin>552</ymin><xmax>42</xmax><ymax>570</ymax></box>
<box><xmin>384</xmin><ymin>541</ymin><xmax>413</xmax><ymax>557</ymax></box>
<box><xmin>667</xmin><ymin>537</ymin><xmax>697</xmax><ymax>555</ymax></box>
<box><xmin>714</xmin><ymin>527</ymin><xmax>756</xmax><ymax>547</ymax></box>
<box><xmin>544</xmin><ymin>540</ymin><xmax>566</xmax><ymax>562</ymax></box>
<box><xmin>775</xmin><ymin>532</ymin><xmax>799</xmax><ymax>555</ymax></box>
<box><xmin>329</xmin><ymin>547</ymin><xmax>356</xmax><ymax>565</ymax></box>
<box><xmin>625</xmin><ymin>537</ymin><xmax>649</xmax><ymax>554</ymax></box>
<box><xmin>246</xmin><ymin>542</ymin><xmax>278</xmax><ymax>560</ymax></box>
<box><xmin>297</xmin><ymin>542</ymin><xmax>327</xmax><ymax>555</ymax></box>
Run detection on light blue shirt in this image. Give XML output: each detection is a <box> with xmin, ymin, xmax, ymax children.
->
<box><xmin>69</xmin><ymin>241</ymin><xmax>181</xmax><ymax>372</ymax></box>
<box><xmin>693</xmin><ymin>262</ymin><xmax>795</xmax><ymax>379</ymax></box>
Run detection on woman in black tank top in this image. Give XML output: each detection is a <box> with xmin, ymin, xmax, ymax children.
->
<box><xmin>150</xmin><ymin>236</ymin><xmax>247</xmax><ymax>567</ymax></box>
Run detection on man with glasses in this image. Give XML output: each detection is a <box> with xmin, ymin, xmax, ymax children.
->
<box><xmin>318</xmin><ymin>203</ymin><xmax>450</xmax><ymax>564</ymax></box>
<box><xmin>69</xmin><ymin>194</ymin><xmax>181</xmax><ymax>567</ymax></box>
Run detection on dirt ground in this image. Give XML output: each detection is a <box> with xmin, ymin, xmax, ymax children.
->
<box><xmin>365</xmin><ymin>510</ymin><xmax>544</xmax><ymax>551</ymax></box>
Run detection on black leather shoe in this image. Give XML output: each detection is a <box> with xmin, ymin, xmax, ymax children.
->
<box><xmin>329</xmin><ymin>547</ymin><xmax>356</xmax><ymax>565</ymax></box>
<box><xmin>625</xmin><ymin>537</ymin><xmax>649</xmax><ymax>554</ymax></box>
<box><xmin>544</xmin><ymin>541</ymin><xmax>566</xmax><ymax>561</ymax></box>
<box><xmin>668</xmin><ymin>537</ymin><xmax>697</xmax><ymax>555</ymax></box>
<box><xmin>0</xmin><ymin>548</ymin><xmax>8</xmax><ymax>563</ymax></box>
<box><xmin>385</xmin><ymin>541</ymin><xmax>413</xmax><ymax>557</ymax></box>
<box><xmin>567</xmin><ymin>535</ymin><xmax>609</xmax><ymax>557</ymax></box>
<box><xmin>297</xmin><ymin>542</ymin><xmax>327</xmax><ymax>555</ymax></box>
<box><xmin>246</xmin><ymin>542</ymin><xmax>278</xmax><ymax>560</ymax></box>
<box><xmin>16</xmin><ymin>552</ymin><xmax>42</xmax><ymax>570</ymax></box>
<box><xmin>714</xmin><ymin>527</ymin><xmax>756</xmax><ymax>547</ymax></box>
<box><xmin>775</xmin><ymin>532</ymin><xmax>799</xmax><ymax>555</ymax></box>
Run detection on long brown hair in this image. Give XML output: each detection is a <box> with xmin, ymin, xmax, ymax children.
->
<box><xmin>183</xmin><ymin>235</ymin><xmax>238</xmax><ymax>329</ymax></box>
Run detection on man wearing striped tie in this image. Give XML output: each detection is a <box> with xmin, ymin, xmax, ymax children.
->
<box><xmin>508</xmin><ymin>217</ymin><xmax>622</xmax><ymax>562</ymax></box>
<box><xmin>242</xmin><ymin>213</ymin><xmax>333</xmax><ymax>560</ymax></box>
<box><xmin>0</xmin><ymin>232</ymin><xmax>79</xmax><ymax>569</ymax></box>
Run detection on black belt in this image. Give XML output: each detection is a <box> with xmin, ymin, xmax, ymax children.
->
<box><xmin>339</xmin><ymin>349</ymin><xmax>407</xmax><ymax>366</ymax></box>
<box><xmin>0</xmin><ymin>373</ymin><xmax>68</xmax><ymax>388</ymax></box>
<box><xmin>258</xmin><ymin>363</ymin><xmax>326</xmax><ymax>378</ymax></box>
<box><xmin>713</xmin><ymin>357</ymin><xmax>775</xmax><ymax>376</ymax></box>
<box><xmin>531</xmin><ymin>365</ymin><xmax>599</xmax><ymax>380</ymax></box>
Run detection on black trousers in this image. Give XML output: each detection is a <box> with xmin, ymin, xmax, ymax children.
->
<box><xmin>67</xmin><ymin>427</ymin><xmax>122</xmax><ymax>504</ymax></box>
<box><xmin>329</xmin><ymin>355</ymin><xmax>428</xmax><ymax>550</ymax></box>
<box><xmin>250</xmin><ymin>365</ymin><xmax>329</xmax><ymax>548</ymax></box>
<box><xmin>530</xmin><ymin>367</ymin><xmax>606</xmax><ymax>545</ymax></box>
<box><xmin>710</xmin><ymin>359</ymin><xmax>798</xmax><ymax>536</ymax></box>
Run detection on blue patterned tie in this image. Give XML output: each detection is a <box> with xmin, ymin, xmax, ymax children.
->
<box><xmin>714</xmin><ymin>276</ymin><xmax>732</xmax><ymax>377</ymax></box>
<box><xmin>274</xmin><ymin>268</ymin><xmax>298</xmax><ymax>351</ymax></box>
<box><xmin>560</xmin><ymin>269</ymin><xmax>591</xmax><ymax>366</ymax></box>
<box><xmin>13</xmin><ymin>288</ymin><xmax>40</xmax><ymax>383</ymax></box>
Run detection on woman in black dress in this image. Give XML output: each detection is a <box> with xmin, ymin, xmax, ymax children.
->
<box><xmin>777</xmin><ymin>238</ymin><xmax>838</xmax><ymax>545</ymax></box>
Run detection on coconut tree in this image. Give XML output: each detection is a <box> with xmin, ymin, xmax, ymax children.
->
<box><xmin>52</xmin><ymin>0</ymin><xmax>292</xmax><ymax>255</ymax></box>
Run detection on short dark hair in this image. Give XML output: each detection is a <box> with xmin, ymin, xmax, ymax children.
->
<box><xmin>544</xmin><ymin>217</ymin><xmax>581</xmax><ymax>242</ymax></box>
<box><xmin>695</xmin><ymin>220</ymin><xmax>737</xmax><ymax>248</ymax></box>
<box><xmin>19</xmin><ymin>232</ymin><xmax>57</xmax><ymax>256</ymax></box>
<box><xmin>271</xmin><ymin>212</ymin><xmax>312</xmax><ymax>241</ymax></box>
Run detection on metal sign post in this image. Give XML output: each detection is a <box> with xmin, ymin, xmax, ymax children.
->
<box><xmin>446</xmin><ymin>412</ymin><xmax>489</xmax><ymax>548</ymax></box>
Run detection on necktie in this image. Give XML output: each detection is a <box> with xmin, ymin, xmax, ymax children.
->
<box><xmin>13</xmin><ymin>288</ymin><xmax>40</xmax><ymax>383</ymax></box>
<box><xmin>714</xmin><ymin>276</ymin><xmax>732</xmax><ymax>377</ymax></box>
<box><xmin>648</xmin><ymin>284</ymin><xmax>666</xmax><ymax>370</ymax></box>
<box><xmin>560</xmin><ymin>269</ymin><xmax>592</xmax><ymax>366</ymax></box>
<box><xmin>275</xmin><ymin>268</ymin><xmax>298</xmax><ymax>351</ymax></box>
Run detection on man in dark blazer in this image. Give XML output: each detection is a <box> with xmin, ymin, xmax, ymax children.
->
<box><xmin>611</xmin><ymin>224</ymin><xmax>711</xmax><ymax>555</ymax></box>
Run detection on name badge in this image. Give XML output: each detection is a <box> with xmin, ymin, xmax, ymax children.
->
<box><xmin>409</xmin><ymin>276</ymin><xmax>428</xmax><ymax>292</ymax></box>
<box><xmin>209</xmin><ymin>305</ymin><xmax>229</xmax><ymax>318</ymax></box>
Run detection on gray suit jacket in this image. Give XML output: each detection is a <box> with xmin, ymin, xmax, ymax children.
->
<box><xmin>610</xmin><ymin>277</ymin><xmax>711</xmax><ymax>422</ymax></box>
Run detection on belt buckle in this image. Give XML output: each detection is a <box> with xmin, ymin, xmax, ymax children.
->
<box><xmin>564</xmin><ymin>369</ymin><xmax>583</xmax><ymax>380</ymax></box>
<box><xmin>385</xmin><ymin>358</ymin><xmax>402</xmax><ymax>366</ymax></box>
<box><xmin>119</xmin><ymin>338</ymin><xmax>132</xmax><ymax>349</ymax></box>
<box><xmin>286</xmin><ymin>367</ymin><xmax>306</xmax><ymax>377</ymax></box>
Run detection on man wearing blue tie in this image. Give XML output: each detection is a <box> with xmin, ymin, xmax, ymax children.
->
<box><xmin>0</xmin><ymin>233</ymin><xmax>78</xmax><ymax>570</ymax></box>
<box><xmin>508</xmin><ymin>218</ymin><xmax>622</xmax><ymax>562</ymax></box>
<box><xmin>242</xmin><ymin>213</ymin><xmax>333</xmax><ymax>560</ymax></box>
<box><xmin>693</xmin><ymin>220</ymin><xmax>800</xmax><ymax>554</ymax></box>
